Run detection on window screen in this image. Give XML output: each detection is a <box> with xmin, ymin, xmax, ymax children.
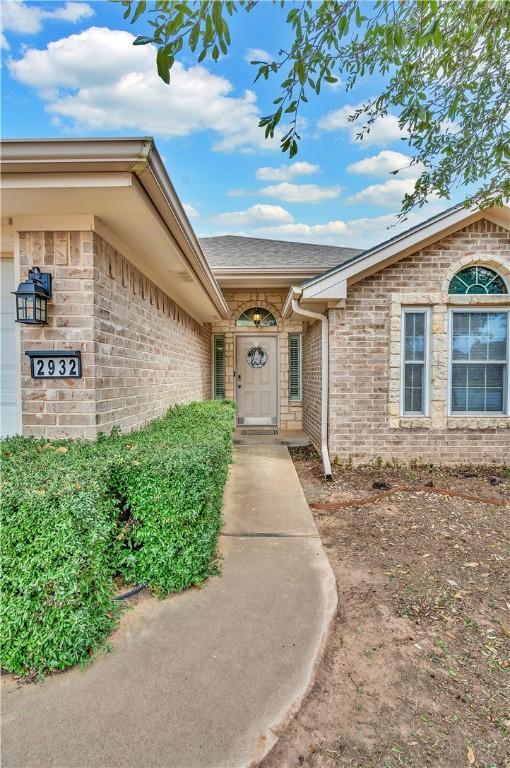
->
<box><xmin>451</xmin><ymin>311</ymin><xmax>508</xmax><ymax>413</ymax></box>
<box><xmin>402</xmin><ymin>310</ymin><xmax>428</xmax><ymax>415</ymax></box>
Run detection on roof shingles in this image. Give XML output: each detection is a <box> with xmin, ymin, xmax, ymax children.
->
<box><xmin>200</xmin><ymin>235</ymin><xmax>362</xmax><ymax>271</ymax></box>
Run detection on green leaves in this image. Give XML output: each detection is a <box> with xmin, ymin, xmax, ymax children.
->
<box><xmin>117</xmin><ymin>0</ymin><xmax>510</xmax><ymax>216</ymax></box>
<box><xmin>130</xmin><ymin>0</ymin><xmax>146</xmax><ymax>25</ymax></box>
<box><xmin>119</xmin><ymin>0</ymin><xmax>243</xmax><ymax>73</ymax></box>
<box><xmin>156</xmin><ymin>46</ymin><xmax>172</xmax><ymax>83</ymax></box>
<box><xmin>1</xmin><ymin>401</ymin><xmax>235</xmax><ymax>675</ymax></box>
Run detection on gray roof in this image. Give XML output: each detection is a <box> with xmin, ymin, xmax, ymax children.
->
<box><xmin>200</xmin><ymin>235</ymin><xmax>362</xmax><ymax>270</ymax></box>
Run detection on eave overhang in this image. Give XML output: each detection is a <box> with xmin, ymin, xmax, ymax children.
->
<box><xmin>211</xmin><ymin>266</ymin><xmax>330</xmax><ymax>288</ymax></box>
<box><xmin>300</xmin><ymin>204</ymin><xmax>510</xmax><ymax>303</ymax></box>
<box><xmin>0</xmin><ymin>137</ymin><xmax>229</xmax><ymax>321</ymax></box>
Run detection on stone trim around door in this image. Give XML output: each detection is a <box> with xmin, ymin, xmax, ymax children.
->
<box><xmin>209</xmin><ymin>290</ymin><xmax>304</xmax><ymax>431</ymax></box>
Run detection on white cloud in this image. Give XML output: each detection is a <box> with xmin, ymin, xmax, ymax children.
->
<box><xmin>226</xmin><ymin>188</ymin><xmax>249</xmax><ymax>198</ymax></box>
<box><xmin>255</xmin><ymin>161</ymin><xmax>320</xmax><ymax>181</ymax></box>
<box><xmin>261</xmin><ymin>182</ymin><xmax>341</xmax><ymax>203</ymax></box>
<box><xmin>214</xmin><ymin>204</ymin><xmax>294</xmax><ymax>227</ymax></box>
<box><xmin>346</xmin><ymin>150</ymin><xmax>423</xmax><ymax>179</ymax></box>
<box><xmin>183</xmin><ymin>203</ymin><xmax>199</xmax><ymax>219</ymax></box>
<box><xmin>7</xmin><ymin>27</ymin><xmax>281</xmax><ymax>154</ymax></box>
<box><xmin>1</xmin><ymin>1</ymin><xmax>93</xmax><ymax>35</ymax></box>
<box><xmin>258</xmin><ymin>221</ymin><xmax>348</xmax><ymax>237</ymax></box>
<box><xmin>206</xmin><ymin>204</ymin><xmax>449</xmax><ymax>248</ymax></box>
<box><xmin>319</xmin><ymin>103</ymin><xmax>406</xmax><ymax>147</ymax></box>
<box><xmin>1</xmin><ymin>32</ymin><xmax>9</xmax><ymax>50</ymax></box>
<box><xmin>244</xmin><ymin>47</ymin><xmax>272</xmax><ymax>63</ymax></box>
<box><xmin>347</xmin><ymin>178</ymin><xmax>418</xmax><ymax>207</ymax></box>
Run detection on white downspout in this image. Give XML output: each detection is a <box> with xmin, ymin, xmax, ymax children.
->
<box><xmin>291</xmin><ymin>295</ymin><xmax>332</xmax><ymax>479</ymax></box>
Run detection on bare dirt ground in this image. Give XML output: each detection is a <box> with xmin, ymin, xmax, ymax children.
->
<box><xmin>262</xmin><ymin>448</ymin><xmax>510</xmax><ymax>768</ymax></box>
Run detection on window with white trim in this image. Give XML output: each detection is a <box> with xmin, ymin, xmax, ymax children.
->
<box><xmin>288</xmin><ymin>333</ymin><xmax>302</xmax><ymax>401</ymax></box>
<box><xmin>402</xmin><ymin>309</ymin><xmax>429</xmax><ymax>415</ymax></box>
<box><xmin>450</xmin><ymin>310</ymin><xmax>509</xmax><ymax>414</ymax></box>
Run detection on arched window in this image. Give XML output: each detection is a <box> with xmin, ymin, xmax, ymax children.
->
<box><xmin>448</xmin><ymin>266</ymin><xmax>508</xmax><ymax>295</ymax></box>
<box><xmin>236</xmin><ymin>306</ymin><xmax>277</xmax><ymax>327</ymax></box>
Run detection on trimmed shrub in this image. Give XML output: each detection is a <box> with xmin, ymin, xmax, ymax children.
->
<box><xmin>0</xmin><ymin>400</ymin><xmax>235</xmax><ymax>675</ymax></box>
<box><xmin>111</xmin><ymin>401</ymin><xmax>235</xmax><ymax>593</ymax></box>
<box><xmin>1</xmin><ymin>439</ymin><xmax>117</xmax><ymax>676</ymax></box>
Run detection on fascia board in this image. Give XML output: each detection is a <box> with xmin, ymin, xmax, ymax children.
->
<box><xmin>302</xmin><ymin>278</ymin><xmax>347</xmax><ymax>301</ymax></box>
<box><xmin>301</xmin><ymin>207</ymin><xmax>491</xmax><ymax>299</ymax></box>
<box><xmin>0</xmin><ymin>138</ymin><xmax>230</xmax><ymax>319</ymax></box>
<box><xmin>0</xmin><ymin>137</ymin><xmax>152</xmax><ymax>174</ymax></box>
<box><xmin>137</xmin><ymin>151</ymin><xmax>229</xmax><ymax>319</ymax></box>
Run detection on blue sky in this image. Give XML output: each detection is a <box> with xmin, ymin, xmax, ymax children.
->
<box><xmin>1</xmin><ymin>0</ymin><xmax>461</xmax><ymax>247</ymax></box>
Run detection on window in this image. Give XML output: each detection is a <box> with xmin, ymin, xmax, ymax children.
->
<box><xmin>236</xmin><ymin>307</ymin><xmax>277</xmax><ymax>327</ymax></box>
<box><xmin>213</xmin><ymin>335</ymin><xmax>225</xmax><ymax>399</ymax></box>
<box><xmin>289</xmin><ymin>334</ymin><xmax>302</xmax><ymax>401</ymax></box>
<box><xmin>448</xmin><ymin>266</ymin><xmax>508</xmax><ymax>295</ymax></box>
<box><xmin>402</xmin><ymin>309</ymin><xmax>429</xmax><ymax>415</ymax></box>
<box><xmin>450</xmin><ymin>311</ymin><xmax>508</xmax><ymax>414</ymax></box>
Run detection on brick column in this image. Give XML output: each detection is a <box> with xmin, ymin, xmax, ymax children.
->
<box><xmin>18</xmin><ymin>231</ymin><xmax>97</xmax><ymax>439</ymax></box>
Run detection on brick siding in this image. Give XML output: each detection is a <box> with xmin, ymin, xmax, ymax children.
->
<box><xmin>302</xmin><ymin>319</ymin><xmax>322</xmax><ymax>449</ymax></box>
<box><xmin>18</xmin><ymin>231</ymin><xmax>211</xmax><ymax>438</ymax></box>
<box><xmin>328</xmin><ymin>219</ymin><xmax>510</xmax><ymax>464</ymax></box>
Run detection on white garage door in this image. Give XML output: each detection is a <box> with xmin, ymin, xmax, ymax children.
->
<box><xmin>1</xmin><ymin>258</ymin><xmax>19</xmax><ymax>437</ymax></box>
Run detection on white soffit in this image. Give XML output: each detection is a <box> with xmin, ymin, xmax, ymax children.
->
<box><xmin>1</xmin><ymin>171</ymin><xmax>221</xmax><ymax>322</ymax></box>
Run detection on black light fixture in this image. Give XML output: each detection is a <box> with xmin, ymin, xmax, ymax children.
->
<box><xmin>13</xmin><ymin>267</ymin><xmax>52</xmax><ymax>325</ymax></box>
<box><xmin>252</xmin><ymin>307</ymin><xmax>262</xmax><ymax>327</ymax></box>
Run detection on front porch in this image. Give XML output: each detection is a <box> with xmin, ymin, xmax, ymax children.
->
<box><xmin>209</xmin><ymin>289</ymin><xmax>306</xmax><ymax>432</ymax></box>
<box><xmin>233</xmin><ymin>427</ymin><xmax>310</xmax><ymax>447</ymax></box>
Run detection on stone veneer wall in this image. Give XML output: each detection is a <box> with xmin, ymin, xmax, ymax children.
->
<box><xmin>209</xmin><ymin>289</ymin><xmax>303</xmax><ymax>430</ymax></box>
<box><xmin>328</xmin><ymin>219</ymin><xmax>510</xmax><ymax>464</ymax></box>
<box><xmin>302</xmin><ymin>319</ymin><xmax>322</xmax><ymax>449</ymax></box>
<box><xmin>18</xmin><ymin>230</ymin><xmax>211</xmax><ymax>438</ymax></box>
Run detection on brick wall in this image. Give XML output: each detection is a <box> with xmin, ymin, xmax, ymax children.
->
<box><xmin>93</xmin><ymin>233</ymin><xmax>210</xmax><ymax>433</ymax></box>
<box><xmin>209</xmin><ymin>289</ymin><xmax>303</xmax><ymax>430</ymax></box>
<box><xmin>18</xmin><ymin>230</ymin><xmax>211</xmax><ymax>438</ymax></box>
<box><xmin>328</xmin><ymin>219</ymin><xmax>510</xmax><ymax>464</ymax></box>
<box><xmin>302</xmin><ymin>319</ymin><xmax>322</xmax><ymax>449</ymax></box>
<box><xmin>19</xmin><ymin>231</ymin><xmax>97</xmax><ymax>439</ymax></box>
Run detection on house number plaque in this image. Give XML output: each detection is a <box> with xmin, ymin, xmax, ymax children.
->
<box><xmin>26</xmin><ymin>350</ymin><xmax>82</xmax><ymax>379</ymax></box>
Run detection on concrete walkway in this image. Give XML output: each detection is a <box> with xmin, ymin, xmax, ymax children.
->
<box><xmin>2</xmin><ymin>444</ymin><xmax>336</xmax><ymax>768</ymax></box>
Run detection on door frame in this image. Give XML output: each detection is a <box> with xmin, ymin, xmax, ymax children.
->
<box><xmin>234</xmin><ymin>332</ymin><xmax>279</xmax><ymax>427</ymax></box>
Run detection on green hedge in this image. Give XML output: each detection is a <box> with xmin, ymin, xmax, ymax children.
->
<box><xmin>1</xmin><ymin>440</ymin><xmax>117</xmax><ymax>675</ymax></box>
<box><xmin>1</xmin><ymin>400</ymin><xmax>235</xmax><ymax>675</ymax></box>
<box><xmin>110</xmin><ymin>401</ymin><xmax>235</xmax><ymax>593</ymax></box>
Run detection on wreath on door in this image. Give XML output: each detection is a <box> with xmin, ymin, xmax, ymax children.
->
<box><xmin>247</xmin><ymin>346</ymin><xmax>268</xmax><ymax>368</ymax></box>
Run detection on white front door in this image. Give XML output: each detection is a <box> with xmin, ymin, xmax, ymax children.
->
<box><xmin>236</xmin><ymin>335</ymin><xmax>277</xmax><ymax>426</ymax></box>
<box><xmin>1</xmin><ymin>258</ymin><xmax>19</xmax><ymax>437</ymax></box>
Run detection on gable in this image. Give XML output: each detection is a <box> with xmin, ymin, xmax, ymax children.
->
<box><xmin>300</xmin><ymin>206</ymin><xmax>510</xmax><ymax>303</ymax></box>
<box><xmin>343</xmin><ymin>218</ymin><xmax>510</xmax><ymax>300</ymax></box>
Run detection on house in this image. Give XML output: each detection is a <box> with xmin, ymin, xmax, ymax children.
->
<box><xmin>1</xmin><ymin>137</ymin><xmax>509</xmax><ymax>467</ymax></box>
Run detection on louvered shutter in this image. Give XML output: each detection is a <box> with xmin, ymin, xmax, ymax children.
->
<box><xmin>289</xmin><ymin>334</ymin><xmax>302</xmax><ymax>401</ymax></box>
<box><xmin>213</xmin><ymin>335</ymin><xmax>225</xmax><ymax>399</ymax></box>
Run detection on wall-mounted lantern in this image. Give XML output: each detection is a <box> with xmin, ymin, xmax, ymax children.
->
<box><xmin>252</xmin><ymin>307</ymin><xmax>262</xmax><ymax>327</ymax></box>
<box><xmin>13</xmin><ymin>267</ymin><xmax>52</xmax><ymax>325</ymax></box>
